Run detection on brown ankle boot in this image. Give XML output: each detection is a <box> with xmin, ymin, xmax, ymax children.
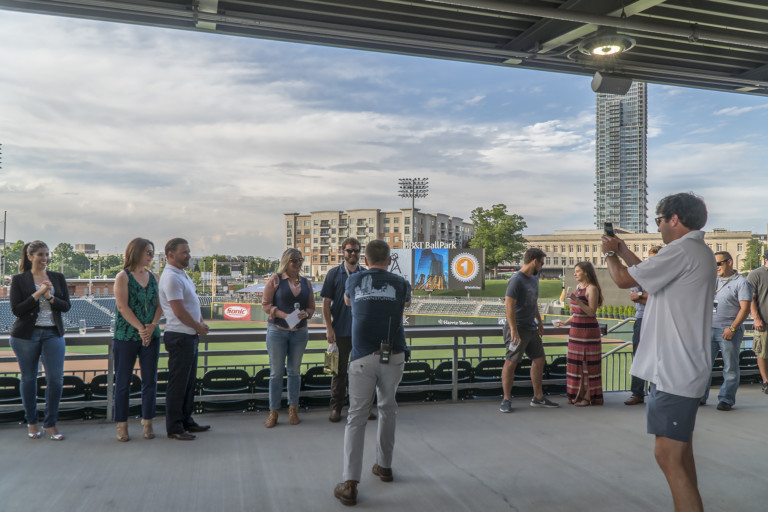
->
<box><xmin>116</xmin><ymin>422</ymin><xmax>129</xmax><ymax>442</ymax></box>
<box><xmin>265</xmin><ymin>410</ymin><xmax>278</xmax><ymax>428</ymax></box>
<box><xmin>288</xmin><ymin>405</ymin><xmax>300</xmax><ymax>425</ymax></box>
<box><xmin>334</xmin><ymin>480</ymin><xmax>358</xmax><ymax>506</ymax></box>
<box><xmin>141</xmin><ymin>419</ymin><xmax>155</xmax><ymax>439</ymax></box>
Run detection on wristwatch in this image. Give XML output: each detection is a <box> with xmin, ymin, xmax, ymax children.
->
<box><xmin>639</xmin><ymin>291</ymin><xmax>646</xmax><ymax>299</ymax></box>
<box><xmin>729</xmin><ymin>326</ymin><xmax>736</xmax><ymax>332</ymax></box>
<box><xmin>604</xmin><ymin>251</ymin><xmax>616</xmax><ymax>258</ymax></box>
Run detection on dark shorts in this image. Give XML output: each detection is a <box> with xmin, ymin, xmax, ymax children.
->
<box><xmin>505</xmin><ymin>329</ymin><xmax>545</xmax><ymax>363</ymax></box>
<box><xmin>646</xmin><ymin>384</ymin><xmax>700</xmax><ymax>443</ymax></box>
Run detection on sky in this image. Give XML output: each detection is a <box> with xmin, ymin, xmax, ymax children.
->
<box><xmin>1</xmin><ymin>10</ymin><xmax>767</xmax><ymax>258</ymax></box>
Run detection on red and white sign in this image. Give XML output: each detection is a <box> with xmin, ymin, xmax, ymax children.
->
<box><xmin>223</xmin><ymin>303</ymin><xmax>251</xmax><ymax>321</ymax></box>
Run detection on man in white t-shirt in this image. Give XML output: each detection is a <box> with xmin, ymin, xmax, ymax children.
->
<box><xmin>159</xmin><ymin>238</ymin><xmax>210</xmax><ymax>440</ymax></box>
<box><xmin>602</xmin><ymin>193</ymin><xmax>714</xmax><ymax>512</ymax></box>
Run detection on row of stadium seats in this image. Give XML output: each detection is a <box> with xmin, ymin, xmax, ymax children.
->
<box><xmin>0</xmin><ymin>298</ymin><xmax>118</xmax><ymax>332</ymax></box>
<box><xmin>1</xmin><ymin>350</ymin><xmax>760</xmax><ymax>423</ymax></box>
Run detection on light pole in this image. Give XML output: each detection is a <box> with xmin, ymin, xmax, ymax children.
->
<box><xmin>398</xmin><ymin>178</ymin><xmax>429</xmax><ymax>249</ymax></box>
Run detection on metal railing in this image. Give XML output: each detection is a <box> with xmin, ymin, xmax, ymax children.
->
<box><xmin>5</xmin><ymin>321</ymin><xmax>758</xmax><ymax>417</ymax></box>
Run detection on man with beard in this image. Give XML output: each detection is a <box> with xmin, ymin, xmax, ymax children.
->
<box><xmin>321</xmin><ymin>238</ymin><xmax>373</xmax><ymax>423</ymax></box>
<box><xmin>499</xmin><ymin>247</ymin><xmax>559</xmax><ymax>413</ymax></box>
<box><xmin>158</xmin><ymin>238</ymin><xmax>211</xmax><ymax>440</ymax></box>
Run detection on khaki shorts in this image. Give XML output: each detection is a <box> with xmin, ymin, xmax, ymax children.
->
<box><xmin>505</xmin><ymin>329</ymin><xmax>545</xmax><ymax>363</ymax></box>
<box><xmin>753</xmin><ymin>330</ymin><xmax>768</xmax><ymax>358</ymax></box>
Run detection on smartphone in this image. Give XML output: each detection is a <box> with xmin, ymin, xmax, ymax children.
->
<box><xmin>604</xmin><ymin>222</ymin><xmax>615</xmax><ymax>238</ymax></box>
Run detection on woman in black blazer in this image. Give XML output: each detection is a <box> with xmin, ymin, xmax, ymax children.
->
<box><xmin>9</xmin><ymin>240</ymin><xmax>71</xmax><ymax>440</ymax></box>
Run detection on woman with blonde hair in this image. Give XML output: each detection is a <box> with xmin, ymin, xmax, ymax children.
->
<box><xmin>261</xmin><ymin>248</ymin><xmax>315</xmax><ymax>428</ymax></box>
<box><xmin>9</xmin><ymin>240</ymin><xmax>71</xmax><ymax>440</ymax></box>
<box><xmin>112</xmin><ymin>238</ymin><xmax>162</xmax><ymax>441</ymax></box>
<box><xmin>556</xmin><ymin>261</ymin><xmax>604</xmax><ymax>406</ymax></box>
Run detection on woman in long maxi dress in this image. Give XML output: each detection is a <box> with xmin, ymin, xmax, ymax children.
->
<box><xmin>558</xmin><ymin>261</ymin><xmax>604</xmax><ymax>406</ymax></box>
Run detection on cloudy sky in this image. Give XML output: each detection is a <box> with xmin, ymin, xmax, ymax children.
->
<box><xmin>1</xmin><ymin>10</ymin><xmax>767</xmax><ymax>258</ymax></box>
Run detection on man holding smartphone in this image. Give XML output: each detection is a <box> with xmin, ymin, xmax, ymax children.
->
<box><xmin>602</xmin><ymin>193</ymin><xmax>714</xmax><ymax>512</ymax></box>
<box><xmin>334</xmin><ymin>240</ymin><xmax>411</xmax><ymax>506</ymax></box>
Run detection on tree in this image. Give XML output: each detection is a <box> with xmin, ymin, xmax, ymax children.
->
<box><xmin>469</xmin><ymin>204</ymin><xmax>527</xmax><ymax>277</ymax></box>
<box><xmin>741</xmin><ymin>236</ymin><xmax>762</xmax><ymax>273</ymax></box>
<box><xmin>50</xmin><ymin>243</ymin><xmax>78</xmax><ymax>278</ymax></box>
<box><xmin>2</xmin><ymin>239</ymin><xmax>26</xmax><ymax>275</ymax></box>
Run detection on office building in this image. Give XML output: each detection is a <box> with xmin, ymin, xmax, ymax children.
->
<box><xmin>284</xmin><ymin>209</ymin><xmax>474</xmax><ymax>280</ymax></box>
<box><xmin>595</xmin><ymin>82</ymin><xmax>648</xmax><ymax>233</ymax></box>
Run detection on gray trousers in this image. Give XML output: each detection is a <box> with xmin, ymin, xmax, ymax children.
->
<box><xmin>342</xmin><ymin>351</ymin><xmax>405</xmax><ymax>482</ymax></box>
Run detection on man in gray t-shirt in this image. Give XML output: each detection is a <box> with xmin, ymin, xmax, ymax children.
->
<box><xmin>499</xmin><ymin>248</ymin><xmax>559</xmax><ymax>413</ymax></box>
<box><xmin>702</xmin><ymin>252</ymin><xmax>752</xmax><ymax>409</ymax></box>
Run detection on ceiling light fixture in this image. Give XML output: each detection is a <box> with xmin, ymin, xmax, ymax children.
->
<box><xmin>578</xmin><ymin>30</ymin><xmax>636</xmax><ymax>57</ymax></box>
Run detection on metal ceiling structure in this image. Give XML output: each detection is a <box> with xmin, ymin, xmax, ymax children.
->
<box><xmin>2</xmin><ymin>0</ymin><xmax>768</xmax><ymax>96</ymax></box>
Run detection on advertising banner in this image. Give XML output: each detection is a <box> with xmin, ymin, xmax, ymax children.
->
<box><xmin>388</xmin><ymin>249</ymin><xmax>412</xmax><ymax>284</ymax></box>
<box><xmin>409</xmin><ymin>248</ymin><xmax>484</xmax><ymax>291</ymax></box>
<box><xmin>223</xmin><ymin>303</ymin><xmax>251</xmax><ymax>321</ymax></box>
<box><xmin>448</xmin><ymin>249</ymin><xmax>484</xmax><ymax>291</ymax></box>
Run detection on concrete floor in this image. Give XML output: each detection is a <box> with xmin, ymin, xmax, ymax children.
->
<box><xmin>1</xmin><ymin>385</ymin><xmax>766</xmax><ymax>512</ymax></box>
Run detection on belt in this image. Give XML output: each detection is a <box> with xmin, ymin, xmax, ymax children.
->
<box><xmin>373</xmin><ymin>350</ymin><xmax>403</xmax><ymax>355</ymax></box>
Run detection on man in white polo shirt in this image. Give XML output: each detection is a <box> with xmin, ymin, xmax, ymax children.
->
<box><xmin>602</xmin><ymin>193</ymin><xmax>714</xmax><ymax>512</ymax></box>
<box><xmin>159</xmin><ymin>238</ymin><xmax>210</xmax><ymax>440</ymax></box>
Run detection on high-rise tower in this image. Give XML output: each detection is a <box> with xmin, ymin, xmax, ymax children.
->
<box><xmin>594</xmin><ymin>82</ymin><xmax>648</xmax><ymax>233</ymax></box>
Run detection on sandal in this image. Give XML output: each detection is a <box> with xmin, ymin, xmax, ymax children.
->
<box><xmin>27</xmin><ymin>424</ymin><xmax>42</xmax><ymax>439</ymax></box>
<box><xmin>574</xmin><ymin>399</ymin><xmax>590</xmax><ymax>407</ymax></box>
<box><xmin>116</xmin><ymin>422</ymin><xmax>129</xmax><ymax>442</ymax></box>
<box><xmin>141</xmin><ymin>419</ymin><xmax>155</xmax><ymax>440</ymax></box>
<box><xmin>45</xmin><ymin>427</ymin><xmax>65</xmax><ymax>441</ymax></box>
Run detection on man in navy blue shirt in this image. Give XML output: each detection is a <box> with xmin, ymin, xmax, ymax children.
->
<box><xmin>334</xmin><ymin>240</ymin><xmax>411</xmax><ymax>506</ymax></box>
<box><xmin>321</xmin><ymin>237</ymin><xmax>368</xmax><ymax>423</ymax></box>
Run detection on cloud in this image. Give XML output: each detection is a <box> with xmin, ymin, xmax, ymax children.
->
<box><xmin>1</xmin><ymin>10</ymin><xmax>767</xmax><ymax>259</ymax></box>
<box><xmin>714</xmin><ymin>104</ymin><xmax>768</xmax><ymax>116</ymax></box>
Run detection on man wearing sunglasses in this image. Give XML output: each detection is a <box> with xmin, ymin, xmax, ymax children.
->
<box><xmin>321</xmin><ymin>238</ymin><xmax>370</xmax><ymax>423</ymax></box>
<box><xmin>602</xmin><ymin>192</ymin><xmax>714</xmax><ymax>512</ymax></box>
<box><xmin>701</xmin><ymin>252</ymin><xmax>752</xmax><ymax>410</ymax></box>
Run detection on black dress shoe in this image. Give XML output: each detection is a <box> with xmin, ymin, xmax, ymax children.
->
<box><xmin>167</xmin><ymin>432</ymin><xmax>196</xmax><ymax>440</ymax></box>
<box><xmin>186</xmin><ymin>424</ymin><xmax>211</xmax><ymax>433</ymax></box>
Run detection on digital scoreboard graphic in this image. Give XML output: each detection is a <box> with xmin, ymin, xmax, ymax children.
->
<box><xmin>403</xmin><ymin>248</ymin><xmax>483</xmax><ymax>291</ymax></box>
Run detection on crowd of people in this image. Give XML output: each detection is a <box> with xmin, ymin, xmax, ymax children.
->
<box><xmin>6</xmin><ymin>192</ymin><xmax>768</xmax><ymax>510</ymax></box>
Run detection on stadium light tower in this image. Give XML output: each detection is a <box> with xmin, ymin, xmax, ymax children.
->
<box><xmin>398</xmin><ymin>177</ymin><xmax>429</xmax><ymax>248</ymax></box>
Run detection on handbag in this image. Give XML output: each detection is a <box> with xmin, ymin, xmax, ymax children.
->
<box><xmin>324</xmin><ymin>342</ymin><xmax>339</xmax><ymax>375</ymax></box>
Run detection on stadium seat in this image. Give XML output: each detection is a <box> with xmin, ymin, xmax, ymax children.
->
<box><xmin>252</xmin><ymin>368</ymin><xmax>286</xmax><ymax>411</ymax></box>
<box><xmin>431</xmin><ymin>360</ymin><xmax>473</xmax><ymax>400</ymax></box>
<box><xmin>472</xmin><ymin>359</ymin><xmax>505</xmax><ymax>398</ymax></box>
<box><xmin>511</xmin><ymin>358</ymin><xmax>534</xmax><ymax>397</ymax></box>
<box><xmin>544</xmin><ymin>356</ymin><xmax>568</xmax><ymax>395</ymax></box>
<box><xmin>739</xmin><ymin>349</ymin><xmax>760</xmax><ymax>384</ymax></box>
<box><xmin>37</xmin><ymin>375</ymin><xmax>88</xmax><ymax>421</ymax></box>
<box><xmin>300</xmin><ymin>366</ymin><xmax>333</xmax><ymax>408</ymax></box>
<box><xmin>200</xmin><ymin>369</ymin><xmax>252</xmax><ymax>413</ymax></box>
<box><xmin>88</xmin><ymin>373</ymin><xmax>142</xmax><ymax>419</ymax></box>
<box><xmin>156</xmin><ymin>370</ymin><xmax>169</xmax><ymax>414</ymax></box>
<box><xmin>0</xmin><ymin>376</ymin><xmax>24</xmax><ymax>424</ymax></box>
<box><xmin>396</xmin><ymin>362</ymin><xmax>432</xmax><ymax>402</ymax></box>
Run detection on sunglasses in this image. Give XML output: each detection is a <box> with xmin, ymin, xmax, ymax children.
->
<box><xmin>289</xmin><ymin>258</ymin><xmax>304</xmax><ymax>264</ymax></box>
<box><xmin>654</xmin><ymin>216</ymin><xmax>665</xmax><ymax>227</ymax></box>
<box><xmin>146</xmin><ymin>250</ymin><xmax>154</xmax><ymax>257</ymax></box>
<box><xmin>344</xmin><ymin>249</ymin><xmax>361</xmax><ymax>254</ymax></box>
<box><xmin>716</xmin><ymin>260</ymin><xmax>730</xmax><ymax>267</ymax></box>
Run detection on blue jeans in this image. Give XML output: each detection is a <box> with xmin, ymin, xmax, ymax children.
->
<box><xmin>266</xmin><ymin>324</ymin><xmax>308</xmax><ymax>410</ymax></box>
<box><xmin>10</xmin><ymin>328</ymin><xmax>66</xmax><ymax>428</ymax></box>
<box><xmin>702</xmin><ymin>327</ymin><xmax>742</xmax><ymax>405</ymax></box>
<box><xmin>112</xmin><ymin>336</ymin><xmax>160</xmax><ymax>422</ymax></box>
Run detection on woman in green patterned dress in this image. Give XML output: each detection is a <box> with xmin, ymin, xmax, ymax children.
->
<box><xmin>112</xmin><ymin>238</ymin><xmax>162</xmax><ymax>441</ymax></box>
